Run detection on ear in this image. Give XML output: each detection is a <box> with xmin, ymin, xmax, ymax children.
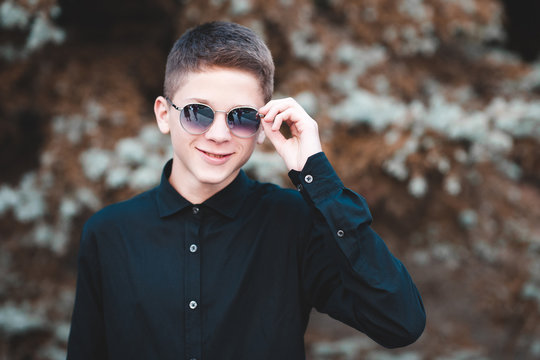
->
<box><xmin>256</xmin><ymin>129</ymin><xmax>266</xmax><ymax>144</ymax></box>
<box><xmin>154</xmin><ymin>96</ymin><xmax>171</xmax><ymax>134</ymax></box>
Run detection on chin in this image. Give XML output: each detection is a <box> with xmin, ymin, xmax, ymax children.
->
<box><xmin>196</xmin><ymin>170</ymin><xmax>237</xmax><ymax>186</ymax></box>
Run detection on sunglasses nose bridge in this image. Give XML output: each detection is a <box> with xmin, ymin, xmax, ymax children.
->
<box><xmin>213</xmin><ymin>110</ymin><xmax>230</xmax><ymax>126</ymax></box>
<box><xmin>204</xmin><ymin>109</ymin><xmax>233</xmax><ymax>141</ymax></box>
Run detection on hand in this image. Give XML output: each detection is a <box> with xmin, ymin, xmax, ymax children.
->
<box><xmin>258</xmin><ymin>98</ymin><xmax>323</xmax><ymax>171</ymax></box>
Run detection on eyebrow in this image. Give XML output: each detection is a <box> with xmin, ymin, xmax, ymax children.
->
<box><xmin>186</xmin><ymin>97</ymin><xmax>210</xmax><ymax>104</ymax></box>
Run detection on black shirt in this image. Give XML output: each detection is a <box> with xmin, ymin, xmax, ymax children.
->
<box><xmin>67</xmin><ymin>152</ymin><xmax>425</xmax><ymax>360</ymax></box>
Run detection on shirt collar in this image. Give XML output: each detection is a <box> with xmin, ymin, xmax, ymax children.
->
<box><xmin>203</xmin><ymin>169</ymin><xmax>251</xmax><ymax>219</ymax></box>
<box><xmin>156</xmin><ymin>160</ymin><xmax>192</xmax><ymax>217</ymax></box>
<box><xmin>156</xmin><ymin>159</ymin><xmax>252</xmax><ymax>219</ymax></box>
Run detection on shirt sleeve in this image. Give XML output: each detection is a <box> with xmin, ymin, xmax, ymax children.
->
<box><xmin>67</xmin><ymin>222</ymin><xmax>108</xmax><ymax>359</ymax></box>
<box><xmin>289</xmin><ymin>152</ymin><xmax>426</xmax><ymax>348</ymax></box>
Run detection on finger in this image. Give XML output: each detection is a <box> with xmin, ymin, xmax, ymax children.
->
<box><xmin>258</xmin><ymin>100</ymin><xmax>279</xmax><ymax>115</ymax></box>
<box><xmin>289</xmin><ymin>121</ymin><xmax>300</xmax><ymax>137</ymax></box>
<box><xmin>261</xmin><ymin>117</ymin><xmax>287</xmax><ymax>150</ymax></box>
<box><xmin>272</xmin><ymin>108</ymin><xmax>296</xmax><ymax>131</ymax></box>
<box><xmin>261</xmin><ymin>105</ymin><xmax>285</xmax><ymax>125</ymax></box>
<box><xmin>259</xmin><ymin>97</ymin><xmax>295</xmax><ymax>112</ymax></box>
<box><xmin>259</xmin><ymin>98</ymin><xmax>295</xmax><ymax>121</ymax></box>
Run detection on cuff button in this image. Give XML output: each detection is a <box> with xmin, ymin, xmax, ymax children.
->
<box><xmin>304</xmin><ymin>175</ymin><xmax>313</xmax><ymax>183</ymax></box>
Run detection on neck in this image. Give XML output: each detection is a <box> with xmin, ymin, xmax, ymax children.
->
<box><xmin>168</xmin><ymin>163</ymin><xmax>238</xmax><ymax>205</ymax></box>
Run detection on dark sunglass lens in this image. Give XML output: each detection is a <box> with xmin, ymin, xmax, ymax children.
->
<box><xmin>181</xmin><ymin>104</ymin><xmax>214</xmax><ymax>134</ymax></box>
<box><xmin>227</xmin><ymin>108</ymin><xmax>260</xmax><ymax>137</ymax></box>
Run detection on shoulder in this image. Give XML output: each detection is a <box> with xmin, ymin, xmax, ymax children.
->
<box><xmin>248</xmin><ymin>179</ymin><xmax>311</xmax><ymax>217</ymax></box>
<box><xmin>244</xmin><ymin>179</ymin><xmax>314</xmax><ymax>248</ymax></box>
<box><xmin>83</xmin><ymin>187</ymin><xmax>158</xmax><ymax>235</ymax></box>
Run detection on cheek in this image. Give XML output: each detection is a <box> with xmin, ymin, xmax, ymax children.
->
<box><xmin>239</xmin><ymin>140</ymin><xmax>257</xmax><ymax>157</ymax></box>
<box><xmin>170</xmin><ymin>129</ymin><xmax>194</xmax><ymax>151</ymax></box>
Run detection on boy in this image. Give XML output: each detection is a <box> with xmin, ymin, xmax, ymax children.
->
<box><xmin>67</xmin><ymin>21</ymin><xmax>425</xmax><ymax>359</ymax></box>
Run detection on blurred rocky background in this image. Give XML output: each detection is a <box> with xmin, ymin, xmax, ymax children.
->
<box><xmin>1</xmin><ymin>0</ymin><xmax>540</xmax><ymax>359</ymax></box>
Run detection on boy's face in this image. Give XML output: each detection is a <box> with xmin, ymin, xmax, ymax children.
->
<box><xmin>155</xmin><ymin>67</ymin><xmax>266</xmax><ymax>197</ymax></box>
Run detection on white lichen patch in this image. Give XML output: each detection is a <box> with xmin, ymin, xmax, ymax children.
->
<box><xmin>330</xmin><ymin>44</ymin><xmax>388</xmax><ymax>94</ymax></box>
<box><xmin>444</xmin><ymin>175</ymin><xmax>462</xmax><ymax>196</ymax></box>
<box><xmin>79</xmin><ymin>124</ymin><xmax>171</xmax><ymax>189</ymax></box>
<box><xmin>0</xmin><ymin>172</ymin><xmax>47</xmax><ymax>223</ymax></box>
<box><xmin>295</xmin><ymin>91</ymin><xmax>319</xmax><ymax>117</ymax></box>
<box><xmin>289</xmin><ymin>26</ymin><xmax>325</xmax><ymax>65</ymax></box>
<box><xmin>329</xmin><ymin>89</ymin><xmax>408</xmax><ymax>132</ymax></box>
<box><xmin>229</xmin><ymin>0</ymin><xmax>252</xmax><ymax>15</ymax></box>
<box><xmin>25</xmin><ymin>13</ymin><xmax>65</xmax><ymax>52</ymax></box>
<box><xmin>408</xmin><ymin>175</ymin><xmax>428</xmax><ymax>198</ymax></box>
<box><xmin>0</xmin><ymin>0</ymin><xmax>30</xmax><ymax>28</ymax></box>
<box><xmin>0</xmin><ymin>303</ymin><xmax>45</xmax><ymax>335</ymax></box>
<box><xmin>329</xmin><ymin>85</ymin><xmax>540</xmax><ymax>188</ymax></box>
<box><xmin>80</xmin><ymin>148</ymin><xmax>113</xmax><ymax>181</ymax></box>
<box><xmin>0</xmin><ymin>1</ymin><xmax>65</xmax><ymax>60</ymax></box>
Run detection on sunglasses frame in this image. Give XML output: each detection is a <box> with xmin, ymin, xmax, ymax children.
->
<box><xmin>165</xmin><ymin>97</ymin><xmax>261</xmax><ymax>138</ymax></box>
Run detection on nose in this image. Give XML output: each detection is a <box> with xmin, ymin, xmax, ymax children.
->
<box><xmin>204</xmin><ymin>111</ymin><xmax>232</xmax><ymax>143</ymax></box>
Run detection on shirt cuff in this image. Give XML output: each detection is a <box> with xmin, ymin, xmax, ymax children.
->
<box><xmin>288</xmin><ymin>152</ymin><xmax>345</xmax><ymax>206</ymax></box>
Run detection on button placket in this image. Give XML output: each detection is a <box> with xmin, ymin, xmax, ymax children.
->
<box><xmin>184</xmin><ymin>205</ymin><xmax>202</xmax><ymax>358</ymax></box>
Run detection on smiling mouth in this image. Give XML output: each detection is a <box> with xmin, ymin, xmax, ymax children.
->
<box><xmin>199</xmin><ymin>149</ymin><xmax>233</xmax><ymax>159</ymax></box>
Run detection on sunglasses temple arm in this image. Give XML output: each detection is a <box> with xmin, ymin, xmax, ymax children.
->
<box><xmin>165</xmin><ymin>96</ymin><xmax>182</xmax><ymax>112</ymax></box>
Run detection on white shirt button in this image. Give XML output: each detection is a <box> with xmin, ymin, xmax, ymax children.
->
<box><xmin>304</xmin><ymin>175</ymin><xmax>313</xmax><ymax>183</ymax></box>
<box><xmin>189</xmin><ymin>301</ymin><xmax>198</xmax><ymax>309</ymax></box>
<box><xmin>192</xmin><ymin>207</ymin><xmax>200</xmax><ymax>215</ymax></box>
<box><xmin>189</xmin><ymin>244</ymin><xmax>198</xmax><ymax>253</ymax></box>
<box><xmin>337</xmin><ymin>229</ymin><xmax>345</xmax><ymax>237</ymax></box>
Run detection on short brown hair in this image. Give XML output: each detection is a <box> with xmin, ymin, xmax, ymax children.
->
<box><xmin>164</xmin><ymin>21</ymin><xmax>275</xmax><ymax>103</ymax></box>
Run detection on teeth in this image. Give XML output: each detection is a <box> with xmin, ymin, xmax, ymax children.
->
<box><xmin>204</xmin><ymin>151</ymin><xmax>227</xmax><ymax>159</ymax></box>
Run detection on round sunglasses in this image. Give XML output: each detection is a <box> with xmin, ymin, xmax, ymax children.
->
<box><xmin>166</xmin><ymin>97</ymin><xmax>261</xmax><ymax>138</ymax></box>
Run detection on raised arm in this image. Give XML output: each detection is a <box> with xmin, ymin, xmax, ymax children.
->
<box><xmin>291</xmin><ymin>152</ymin><xmax>425</xmax><ymax>347</ymax></box>
<box><xmin>260</xmin><ymin>98</ymin><xmax>426</xmax><ymax>347</ymax></box>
